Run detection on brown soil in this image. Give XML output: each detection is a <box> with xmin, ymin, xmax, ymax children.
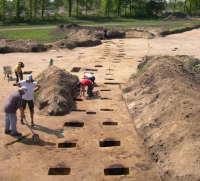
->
<box><xmin>0</xmin><ymin>24</ymin><xmax>155</xmax><ymax>53</ymax></box>
<box><xmin>34</xmin><ymin>65</ymin><xmax>79</xmax><ymax>115</ymax></box>
<box><xmin>121</xmin><ymin>55</ymin><xmax>200</xmax><ymax>180</ymax></box>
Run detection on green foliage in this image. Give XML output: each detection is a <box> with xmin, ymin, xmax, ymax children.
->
<box><xmin>132</xmin><ymin>56</ymin><xmax>154</xmax><ymax>76</ymax></box>
<box><xmin>33</xmin><ymin>92</ymin><xmax>39</xmax><ymax>101</ymax></box>
<box><xmin>37</xmin><ymin>73</ymin><xmax>46</xmax><ymax>84</ymax></box>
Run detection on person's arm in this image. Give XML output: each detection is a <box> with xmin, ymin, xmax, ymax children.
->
<box><xmin>19</xmin><ymin>107</ymin><xmax>25</xmax><ymax>119</ymax></box>
<box><xmin>34</xmin><ymin>84</ymin><xmax>41</xmax><ymax>92</ymax></box>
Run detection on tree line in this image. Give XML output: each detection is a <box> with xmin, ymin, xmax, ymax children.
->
<box><xmin>0</xmin><ymin>0</ymin><xmax>200</xmax><ymax>22</ymax></box>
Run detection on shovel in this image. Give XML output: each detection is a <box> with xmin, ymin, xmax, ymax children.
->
<box><xmin>24</xmin><ymin>118</ymin><xmax>40</xmax><ymax>143</ymax></box>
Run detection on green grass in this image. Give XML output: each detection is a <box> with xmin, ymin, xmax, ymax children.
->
<box><xmin>0</xmin><ymin>16</ymin><xmax>200</xmax><ymax>43</ymax></box>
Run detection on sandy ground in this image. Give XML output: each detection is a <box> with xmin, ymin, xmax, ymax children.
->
<box><xmin>0</xmin><ymin>28</ymin><xmax>200</xmax><ymax>180</ymax></box>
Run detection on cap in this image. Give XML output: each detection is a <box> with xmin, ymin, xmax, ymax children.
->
<box><xmin>26</xmin><ymin>75</ymin><xmax>32</xmax><ymax>81</ymax></box>
<box><xmin>19</xmin><ymin>86</ymin><xmax>28</xmax><ymax>94</ymax></box>
<box><xmin>77</xmin><ymin>82</ymin><xmax>81</xmax><ymax>88</ymax></box>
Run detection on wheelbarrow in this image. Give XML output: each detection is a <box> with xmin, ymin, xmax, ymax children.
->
<box><xmin>24</xmin><ymin>118</ymin><xmax>40</xmax><ymax>143</ymax></box>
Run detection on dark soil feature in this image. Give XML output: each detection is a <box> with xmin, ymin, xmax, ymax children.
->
<box><xmin>34</xmin><ymin>65</ymin><xmax>79</xmax><ymax>116</ymax></box>
<box><xmin>122</xmin><ymin>55</ymin><xmax>200</xmax><ymax>181</ymax></box>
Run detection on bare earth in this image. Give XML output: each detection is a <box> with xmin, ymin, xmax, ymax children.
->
<box><xmin>0</xmin><ymin>28</ymin><xmax>200</xmax><ymax>180</ymax></box>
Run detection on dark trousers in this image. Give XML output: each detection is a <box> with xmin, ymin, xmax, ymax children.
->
<box><xmin>15</xmin><ymin>71</ymin><xmax>23</xmax><ymax>83</ymax></box>
<box><xmin>87</xmin><ymin>83</ymin><xmax>94</xmax><ymax>97</ymax></box>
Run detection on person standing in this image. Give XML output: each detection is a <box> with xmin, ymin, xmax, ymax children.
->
<box><xmin>77</xmin><ymin>79</ymin><xmax>99</xmax><ymax>99</ymax></box>
<box><xmin>17</xmin><ymin>74</ymin><xmax>41</xmax><ymax>127</ymax></box>
<box><xmin>103</xmin><ymin>27</ymin><xmax>108</xmax><ymax>40</ymax></box>
<box><xmin>14</xmin><ymin>62</ymin><xmax>24</xmax><ymax>83</ymax></box>
<box><xmin>3</xmin><ymin>86</ymin><xmax>27</xmax><ymax>136</ymax></box>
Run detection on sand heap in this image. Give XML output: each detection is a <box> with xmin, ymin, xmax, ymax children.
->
<box><xmin>122</xmin><ymin>55</ymin><xmax>200</xmax><ymax>180</ymax></box>
<box><xmin>34</xmin><ymin>65</ymin><xmax>79</xmax><ymax>116</ymax></box>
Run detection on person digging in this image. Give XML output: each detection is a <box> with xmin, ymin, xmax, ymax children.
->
<box><xmin>17</xmin><ymin>75</ymin><xmax>41</xmax><ymax>127</ymax></box>
<box><xmin>77</xmin><ymin>79</ymin><xmax>100</xmax><ymax>99</ymax></box>
<box><xmin>3</xmin><ymin>86</ymin><xmax>28</xmax><ymax>136</ymax></box>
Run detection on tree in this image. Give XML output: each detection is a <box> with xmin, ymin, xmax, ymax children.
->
<box><xmin>33</xmin><ymin>0</ymin><xmax>38</xmax><ymax>19</ymax></box>
<box><xmin>26</xmin><ymin>0</ymin><xmax>33</xmax><ymax>18</ymax></box>
<box><xmin>145</xmin><ymin>0</ymin><xmax>165</xmax><ymax>15</ymax></box>
<box><xmin>63</xmin><ymin>0</ymin><xmax>72</xmax><ymax>17</ymax></box>
<box><xmin>80</xmin><ymin>0</ymin><xmax>93</xmax><ymax>16</ymax></box>
<box><xmin>39</xmin><ymin>0</ymin><xmax>50</xmax><ymax>18</ymax></box>
<box><xmin>0</xmin><ymin>0</ymin><xmax>8</xmax><ymax>20</ymax></box>
<box><xmin>14</xmin><ymin>0</ymin><xmax>24</xmax><ymax>20</ymax></box>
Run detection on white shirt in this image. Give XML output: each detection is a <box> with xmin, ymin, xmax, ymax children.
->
<box><xmin>19</xmin><ymin>80</ymin><xmax>37</xmax><ymax>100</ymax></box>
<box><xmin>84</xmin><ymin>73</ymin><xmax>93</xmax><ymax>78</ymax></box>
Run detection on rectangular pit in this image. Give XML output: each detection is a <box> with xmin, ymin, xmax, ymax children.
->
<box><xmin>100</xmin><ymin>141</ymin><xmax>120</xmax><ymax>147</ymax></box>
<box><xmin>64</xmin><ymin>122</ymin><xmax>84</xmax><ymax>127</ymax></box>
<box><xmin>98</xmin><ymin>57</ymin><xmax>106</xmax><ymax>59</ymax></box>
<box><xmin>112</xmin><ymin>62</ymin><xmax>120</xmax><ymax>63</ymax></box>
<box><xmin>73</xmin><ymin>98</ymin><xmax>83</xmax><ymax>101</ymax></box>
<box><xmin>101</xmin><ymin>98</ymin><xmax>112</xmax><ymax>100</ymax></box>
<box><xmin>100</xmin><ymin>109</ymin><xmax>114</xmax><ymax>111</ymax></box>
<box><xmin>100</xmin><ymin>89</ymin><xmax>111</xmax><ymax>91</ymax></box>
<box><xmin>86</xmin><ymin>112</ymin><xmax>96</xmax><ymax>114</ymax></box>
<box><xmin>71</xmin><ymin>67</ymin><xmax>81</xmax><ymax>72</ymax></box>
<box><xmin>48</xmin><ymin>168</ymin><xmax>71</xmax><ymax>175</ymax></box>
<box><xmin>95</xmin><ymin>65</ymin><xmax>103</xmax><ymax>67</ymax></box>
<box><xmin>103</xmin><ymin>122</ymin><xmax>118</xmax><ymax>125</ymax></box>
<box><xmin>71</xmin><ymin>109</ymin><xmax>86</xmax><ymax>112</ymax></box>
<box><xmin>105</xmin><ymin>78</ymin><xmax>115</xmax><ymax>80</ymax></box>
<box><xmin>105</xmin><ymin>74</ymin><xmax>114</xmax><ymax>75</ymax></box>
<box><xmin>23</xmin><ymin>71</ymin><xmax>33</xmax><ymax>74</ymax></box>
<box><xmin>58</xmin><ymin>142</ymin><xmax>76</xmax><ymax>148</ymax></box>
<box><xmin>104</xmin><ymin>83</ymin><xmax>121</xmax><ymax>85</ymax></box>
<box><xmin>104</xmin><ymin>167</ymin><xmax>129</xmax><ymax>175</ymax></box>
<box><xmin>85</xmin><ymin>69</ymin><xmax>98</xmax><ymax>71</ymax></box>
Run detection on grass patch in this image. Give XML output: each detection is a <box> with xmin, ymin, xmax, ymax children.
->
<box><xmin>132</xmin><ymin>56</ymin><xmax>154</xmax><ymax>76</ymax></box>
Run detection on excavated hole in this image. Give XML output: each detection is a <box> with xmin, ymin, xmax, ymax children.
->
<box><xmin>105</xmin><ymin>45</ymin><xmax>111</xmax><ymax>46</ymax></box>
<box><xmin>106</xmin><ymin>69</ymin><xmax>114</xmax><ymax>71</ymax></box>
<box><xmin>100</xmin><ymin>139</ymin><xmax>120</xmax><ymax>147</ymax></box>
<box><xmin>104</xmin><ymin>53</ymin><xmax>109</xmax><ymax>54</ymax></box>
<box><xmin>116</xmin><ymin>56</ymin><xmax>124</xmax><ymax>57</ymax></box>
<box><xmin>98</xmin><ymin>57</ymin><xmax>106</xmax><ymax>59</ymax></box>
<box><xmin>101</xmin><ymin>98</ymin><xmax>112</xmax><ymax>100</ymax></box>
<box><xmin>71</xmin><ymin>67</ymin><xmax>81</xmax><ymax>72</ymax></box>
<box><xmin>124</xmin><ymin>58</ymin><xmax>132</xmax><ymax>59</ymax></box>
<box><xmin>103</xmin><ymin>122</ymin><xmax>118</xmax><ymax>125</ymax></box>
<box><xmin>104</xmin><ymin>165</ymin><xmax>129</xmax><ymax>175</ymax></box>
<box><xmin>56</xmin><ymin>56</ymin><xmax>62</xmax><ymax>58</ymax></box>
<box><xmin>105</xmin><ymin>74</ymin><xmax>114</xmax><ymax>75</ymax></box>
<box><xmin>118</xmin><ymin>51</ymin><xmax>125</xmax><ymax>52</ymax></box>
<box><xmin>104</xmin><ymin>83</ymin><xmax>120</xmax><ymax>85</ymax></box>
<box><xmin>95</xmin><ymin>65</ymin><xmax>103</xmax><ymax>67</ymax></box>
<box><xmin>112</xmin><ymin>62</ymin><xmax>120</xmax><ymax>63</ymax></box>
<box><xmin>71</xmin><ymin>109</ymin><xmax>86</xmax><ymax>112</ymax></box>
<box><xmin>105</xmin><ymin>78</ymin><xmax>115</xmax><ymax>80</ymax></box>
<box><xmin>100</xmin><ymin>109</ymin><xmax>114</xmax><ymax>111</ymax></box>
<box><xmin>113</xmin><ymin>59</ymin><xmax>121</xmax><ymax>60</ymax></box>
<box><xmin>119</xmin><ymin>43</ymin><xmax>125</xmax><ymax>44</ymax></box>
<box><xmin>64</xmin><ymin>122</ymin><xmax>84</xmax><ymax>127</ymax></box>
<box><xmin>104</xmin><ymin>51</ymin><xmax>110</xmax><ymax>52</ymax></box>
<box><xmin>48</xmin><ymin>168</ymin><xmax>71</xmax><ymax>175</ymax></box>
<box><xmin>100</xmin><ymin>89</ymin><xmax>111</xmax><ymax>91</ymax></box>
<box><xmin>95</xmin><ymin>61</ymin><xmax>103</xmax><ymax>62</ymax></box>
<box><xmin>73</xmin><ymin>98</ymin><xmax>83</xmax><ymax>101</ymax></box>
<box><xmin>85</xmin><ymin>69</ymin><xmax>98</xmax><ymax>71</ymax></box>
<box><xmin>79</xmin><ymin>52</ymin><xmax>84</xmax><ymax>54</ymax></box>
<box><xmin>86</xmin><ymin>112</ymin><xmax>96</xmax><ymax>114</ymax></box>
<box><xmin>58</xmin><ymin>142</ymin><xmax>76</xmax><ymax>148</ymax></box>
<box><xmin>23</xmin><ymin>71</ymin><xmax>33</xmax><ymax>74</ymax></box>
<box><xmin>118</xmin><ymin>53</ymin><xmax>126</xmax><ymax>55</ymax></box>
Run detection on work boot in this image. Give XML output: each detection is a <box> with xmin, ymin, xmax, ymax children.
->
<box><xmin>12</xmin><ymin>132</ymin><xmax>22</xmax><ymax>136</ymax></box>
<box><xmin>5</xmin><ymin>130</ymin><xmax>12</xmax><ymax>134</ymax></box>
<box><xmin>21</xmin><ymin>119</ymin><xmax>25</xmax><ymax>125</ymax></box>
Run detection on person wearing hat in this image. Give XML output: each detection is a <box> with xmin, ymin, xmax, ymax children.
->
<box><xmin>77</xmin><ymin>79</ymin><xmax>100</xmax><ymax>99</ymax></box>
<box><xmin>17</xmin><ymin>75</ymin><xmax>41</xmax><ymax>127</ymax></box>
<box><xmin>3</xmin><ymin>86</ymin><xmax>28</xmax><ymax>136</ymax></box>
<box><xmin>14</xmin><ymin>62</ymin><xmax>24</xmax><ymax>83</ymax></box>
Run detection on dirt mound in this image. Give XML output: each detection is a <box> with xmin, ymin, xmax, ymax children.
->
<box><xmin>0</xmin><ymin>39</ymin><xmax>50</xmax><ymax>53</ymax></box>
<box><xmin>121</xmin><ymin>55</ymin><xmax>200</xmax><ymax>180</ymax></box>
<box><xmin>162</xmin><ymin>12</ymin><xmax>189</xmax><ymax>20</ymax></box>
<box><xmin>33</xmin><ymin>65</ymin><xmax>79</xmax><ymax>116</ymax></box>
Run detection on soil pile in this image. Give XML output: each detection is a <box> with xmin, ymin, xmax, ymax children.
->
<box><xmin>121</xmin><ymin>55</ymin><xmax>200</xmax><ymax>180</ymax></box>
<box><xmin>161</xmin><ymin>12</ymin><xmax>189</xmax><ymax>20</ymax></box>
<box><xmin>34</xmin><ymin>65</ymin><xmax>79</xmax><ymax>116</ymax></box>
<box><xmin>0</xmin><ymin>39</ymin><xmax>50</xmax><ymax>53</ymax></box>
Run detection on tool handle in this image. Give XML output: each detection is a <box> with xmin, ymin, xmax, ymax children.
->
<box><xmin>23</xmin><ymin>118</ymin><xmax>36</xmax><ymax>135</ymax></box>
